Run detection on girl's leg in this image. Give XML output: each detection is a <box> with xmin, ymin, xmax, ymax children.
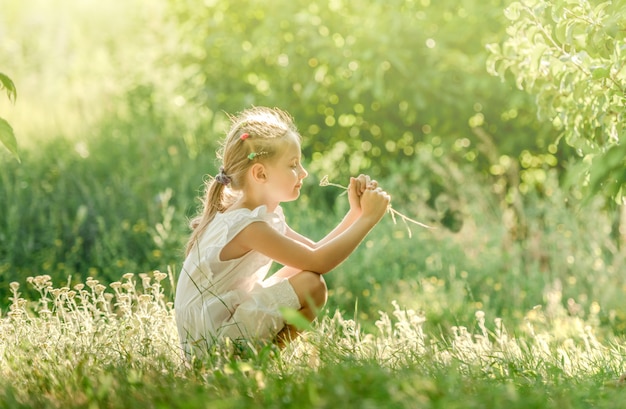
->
<box><xmin>276</xmin><ymin>271</ymin><xmax>327</xmax><ymax>346</ymax></box>
<box><xmin>271</xmin><ymin>266</ymin><xmax>301</xmax><ymax>280</ymax></box>
<box><xmin>289</xmin><ymin>271</ymin><xmax>327</xmax><ymax>321</ymax></box>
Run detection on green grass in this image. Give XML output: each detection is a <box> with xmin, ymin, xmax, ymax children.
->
<box><xmin>2</xmin><ymin>272</ymin><xmax>626</xmax><ymax>409</ymax></box>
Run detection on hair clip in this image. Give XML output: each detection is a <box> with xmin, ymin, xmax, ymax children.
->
<box><xmin>215</xmin><ymin>166</ymin><xmax>232</xmax><ymax>185</ymax></box>
<box><xmin>247</xmin><ymin>151</ymin><xmax>267</xmax><ymax>160</ymax></box>
<box><xmin>240</xmin><ymin>133</ymin><xmax>250</xmax><ymax>141</ymax></box>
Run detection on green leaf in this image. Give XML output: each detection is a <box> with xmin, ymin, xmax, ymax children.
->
<box><xmin>485</xmin><ymin>54</ymin><xmax>501</xmax><ymax>77</ymax></box>
<box><xmin>504</xmin><ymin>2</ymin><xmax>523</xmax><ymax>21</ymax></box>
<box><xmin>0</xmin><ymin>117</ymin><xmax>20</xmax><ymax>162</ymax></box>
<box><xmin>485</xmin><ymin>43</ymin><xmax>501</xmax><ymax>56</ymax></box>
<box><xmin>279</xmin><ymin>307</ymin><xmax>312</xmax><ymax>331</ymax></box>
<box><xmin>587</xmin><ymin>144</ymin><xmax>626</xmax><ymax>198</ymax></box>
<box><xmin>0</xmin><ymin>72</ymin><xmax>17</xmax><ymax>103</ymax></box>
<box><xmin>591</xmin><ymin>66</ymin><xmax>610</xmax><ymax>79</ymax></box>
<box><xmin>530</xmin><ymin>43</ymin><xmax>549</xmax><ymax>74</ymax></box>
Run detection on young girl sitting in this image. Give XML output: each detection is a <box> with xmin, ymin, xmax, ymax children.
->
<box><xmin>174</xmin><ymin>106</ymin><xmax>390</xmax><ymax>356</ymax></box>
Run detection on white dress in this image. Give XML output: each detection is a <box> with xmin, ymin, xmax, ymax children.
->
<box><xmin>174</xmin><ymin>205</ymin><xmax>301</xmax><ymax>356</ymax></box>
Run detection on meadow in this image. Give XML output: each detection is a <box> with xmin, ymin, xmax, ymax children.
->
<box><xmin>2</xmin><ymin>0</ymin><xmax>626</xmax><ymax>407</ymax></box>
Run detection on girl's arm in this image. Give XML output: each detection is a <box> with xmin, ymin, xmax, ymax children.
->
<box><xmin>285</xmin><ymin>175</ymin><xmax>375</xmax><ymax>249</ymax></box>
<box><xmin>284</xmin><ymin>210</ymin><xmax>359</xmax><ymax>249</ymax></box>
<box><xmin>275</xmin><ymin>206</ymin><xmax>362</xmax><ymax>279</ymax></box>
<box><xmin>237</xmin><ymin>187</ymin><xmax>390</xmax><ymax>274</ymax></box>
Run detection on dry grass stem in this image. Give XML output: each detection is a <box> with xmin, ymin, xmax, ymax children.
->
<box><xmin>319</xmin><ymin>175</ymin><xmax>434</xmax><ymax>237</ymax></box>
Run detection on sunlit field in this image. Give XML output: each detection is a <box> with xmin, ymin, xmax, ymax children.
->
<box><xmin>3</xmin><ymin>271</ymin><xmax>626</xmax><ymax>408</ymax></box>
<box><xmin>3</xmin><ymin>0</ymin><xmax>626</xmax><ymax>407</ymax></box>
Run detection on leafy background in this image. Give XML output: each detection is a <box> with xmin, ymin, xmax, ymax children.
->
<box><xmin>1</xmin><ymin>0</ymin><xmax>626</xmax><ymax>333</ymax></box>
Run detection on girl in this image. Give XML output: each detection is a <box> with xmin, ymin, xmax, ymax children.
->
<box><xmin>175</xmin><ymin>106</ymin><xmax>390</xmax><ymax>356</ymax></box>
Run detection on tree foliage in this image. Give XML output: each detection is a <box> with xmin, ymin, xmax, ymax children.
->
<box><xmin>168</xmin><ymin>0</ymin><xmax>548</xmax><ymax>180</ymax></box>
<box><xmin>487</xmin><ymin>0</ymin><xmax>626</xmax><ymax>201</ymax></box>
<box><xmin>0</xmin><ymin>72</ymin><xmax>19</xmax><ymax>162</ymax></box>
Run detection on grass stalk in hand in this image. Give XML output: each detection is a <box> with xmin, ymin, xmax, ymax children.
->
<box><xmin>319</xmin><ymin>175</ymin><xmax>434</xmax><ymax>238</ymax></box>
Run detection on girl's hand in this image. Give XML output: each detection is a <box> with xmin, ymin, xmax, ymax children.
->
<box><xmin>348</xmin><ymin>174</ymin><xmax>378</xmax><ymax>214</ymax></box>
<box><xmin>360</xmin><ymin>186</ymin><xmax>390</xmax><ymax>224</ymax></box>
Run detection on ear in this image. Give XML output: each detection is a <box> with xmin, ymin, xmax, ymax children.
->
<box><xmin>250</xmin><ymin>163</ymin><xmax>268</xmax><ymax>183</ymax></box>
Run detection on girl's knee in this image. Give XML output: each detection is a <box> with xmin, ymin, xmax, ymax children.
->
<box><xmin>289</xmin><ymin>271</ymin><xmax>327</xmax><ymax>308</ymax></box>
<box><xmin>312</xmin><ymin>273</ymin><xmax>328</xmax><ymax>305</ymax></box>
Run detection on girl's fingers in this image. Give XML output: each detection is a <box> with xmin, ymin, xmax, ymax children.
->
<box><xmin>349</xmin><ymin>177</ymin><xmax>359</xmax><ymax>194</ymax></box>
<box><xmin>353</xmin><ymin>174</ymin><xmax>365</xmax><ymax>195</ymax></box>
<box><xmin>349</xmin><ymin>177</ymin><xmax>362</xmax><ymax>207</ymax></box>
<box><xmin>355</xmin><ymin>174</ymin><xmax>373</xmax><ymax>194</ymax></box>
<box><xmin>353</xmin><ymin>174</ymin><xmax>381</xmax><ymax>195</ymax></box>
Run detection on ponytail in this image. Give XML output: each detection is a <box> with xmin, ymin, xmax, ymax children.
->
<box><xmin>185</xmin><ymin>177</ymin><xmax>232</xmax><ymax>256</ymax></box>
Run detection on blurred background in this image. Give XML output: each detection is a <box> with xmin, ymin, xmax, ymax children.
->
<box><xmin>1</xmin><ymin>0</ymin><xmax>625</xmax><ymax>334</ymax></box>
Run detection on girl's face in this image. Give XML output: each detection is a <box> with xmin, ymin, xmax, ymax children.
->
<box><xmin>263</xmin><ymin>133</ymin><xmax>308</xmax><ymax>203</ymax></box>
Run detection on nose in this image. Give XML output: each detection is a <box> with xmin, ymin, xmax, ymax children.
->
<box><xmin>299</xmin><ymin>164</ymin><xmax>308</xmax><ymax>179</ymax></box>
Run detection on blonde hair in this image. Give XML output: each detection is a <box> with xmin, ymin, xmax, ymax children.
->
<box><xmin>185</xmin><ymin>107</ymin><xmax>300</xmax><ymax>256</ymax></box>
